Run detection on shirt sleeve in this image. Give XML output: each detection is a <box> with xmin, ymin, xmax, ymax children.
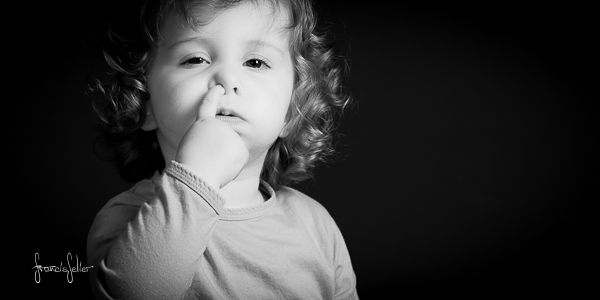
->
<box><xmin>87</xmin><ymin>161</ymin><xmax>224</xmax><ymax>300</ymax></box>
<box><xmin>332</xmin><ymin>222</ymin><xmax>360</xmax><ymax>300</ymax></box>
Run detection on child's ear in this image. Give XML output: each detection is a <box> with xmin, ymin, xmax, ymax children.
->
<box><xmin>142</xmin><ymin>104</ymin><xmax>158</xmax><ymax>131</ymax></box>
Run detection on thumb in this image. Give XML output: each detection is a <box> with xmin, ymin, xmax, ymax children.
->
<box><xmin>198</xmin><ymin>85</ymin><xmax>225</xmax><ymax>119</ymax></box>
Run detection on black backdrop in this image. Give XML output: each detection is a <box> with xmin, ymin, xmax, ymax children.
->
<box><xmin>15</xmin><ymin>0</ymin><xmax>595</xmax><ymax>298</ymax></box>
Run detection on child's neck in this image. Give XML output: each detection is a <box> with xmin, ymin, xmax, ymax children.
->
<box><xmin>219</xmin><ymin>157</ymin><xmax>267</xmax><ymax>209</ymax></box>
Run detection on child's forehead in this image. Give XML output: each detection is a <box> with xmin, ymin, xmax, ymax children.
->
<box><xmin>158</xmin><ymin>1</ymin><xmax>292</xmax><ymax>44</ymax></box>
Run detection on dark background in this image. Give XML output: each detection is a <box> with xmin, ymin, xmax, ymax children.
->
<box><xmin>15</xmin><ymin>0</ymin><xmax>595</xmax><ymax>298</ymax></box>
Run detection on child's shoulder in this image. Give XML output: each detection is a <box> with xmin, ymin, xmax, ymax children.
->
<box><xmin>276</xmin><ymin>186</ymin><xmax>326</xmax><ymax>209</ymax></box>
<box><xmin>275</xmin><ymin>186</ymin><xmax>335</xmax><ymax>224</ymax></box>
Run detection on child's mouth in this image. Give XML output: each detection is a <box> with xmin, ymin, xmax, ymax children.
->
<box><xmin>216</xmin><ymin>110</ymin><xmax>234</xmax><ymax>117</ymax></box>
<box><xmin>215</xmin><ymin>110</ymin><xmax>243</xmax><ymax>122</ymax></box>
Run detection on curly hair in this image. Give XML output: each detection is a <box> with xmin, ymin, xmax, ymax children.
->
<box><xmin>90</xmin><ymin>0</ymin><xmax>350</xmax><ymax>190</ymax></box>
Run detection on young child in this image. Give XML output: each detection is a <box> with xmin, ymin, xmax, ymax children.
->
<box><xmin>87</xmin><ymin>0</ymin><xmax>358</xmax><ymax>299</ymax></box>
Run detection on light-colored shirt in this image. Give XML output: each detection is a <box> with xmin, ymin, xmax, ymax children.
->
<box><xmin>87</xmin><ymin>161</ymin><xmax>358</xmax><ymax>299</ymax></box>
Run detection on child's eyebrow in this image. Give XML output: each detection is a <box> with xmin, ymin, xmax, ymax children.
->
<box><xmin>166</xmin><ymin>37</ymin><xmax>285</xmax><ymax>57</ymax></box>
<box><xmin>166</xmin><ymin>36</ymin><xmax>202</xmax><ymax>51</ymax></box>
<box><xmin>247</xmin><ymin>40</ymin><xmax>285</xmax><ymax>57</ymax></box>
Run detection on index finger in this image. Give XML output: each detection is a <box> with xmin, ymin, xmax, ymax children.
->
<box><xmin>198</xmin><ymin>85</ymin><xmax>225</xmax><ymax>119</ymax></box>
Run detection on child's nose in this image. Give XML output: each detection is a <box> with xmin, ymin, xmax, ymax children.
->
<box><xmin>210</xmin><ymin>65</ymin><xmax>242</xmax><ymax>95</ymax></box>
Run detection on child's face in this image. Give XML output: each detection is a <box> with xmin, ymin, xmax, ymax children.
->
<box><xmin>144</xmin><ymin>2</ymin><xmax>295</xmax><ymax>164</ymax></box>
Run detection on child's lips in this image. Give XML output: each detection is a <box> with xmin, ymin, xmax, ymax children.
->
<box><xmin>215</xmin><ymin>115</ymin><xmax>243</xmax><ymax>122</ymax></box>
<box><xmin>215</xmin><ymin>108</ymin><xmax>243</xmax><ymax>122</ymax></box>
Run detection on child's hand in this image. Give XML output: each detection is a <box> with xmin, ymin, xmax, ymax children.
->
<box><xmin>175</xmin><ymin>85</ymin><xmax>249</xmax><ymax>189</ymax></box>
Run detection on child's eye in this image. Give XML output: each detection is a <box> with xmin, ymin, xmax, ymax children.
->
<box><xmin>244</xmin><ymin>58</ymin><xmax>270</xmax><ymax>69</ymax></box>
<box><xmin>182</xmin><ymin>56</ymin><xmax>209</xmax><ymax>66</ymax></box>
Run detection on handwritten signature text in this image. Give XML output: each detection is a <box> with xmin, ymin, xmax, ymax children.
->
<box><xmin>32</xmin><ymin>252</ymin><xmax>93</xmax><ymax>283</ymax></box>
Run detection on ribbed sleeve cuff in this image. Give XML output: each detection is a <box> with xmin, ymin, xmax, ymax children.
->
<box><xmin>163</xmin><ymin>160</ymin><xmax>225</xmax><ymax>215</ymax></box>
